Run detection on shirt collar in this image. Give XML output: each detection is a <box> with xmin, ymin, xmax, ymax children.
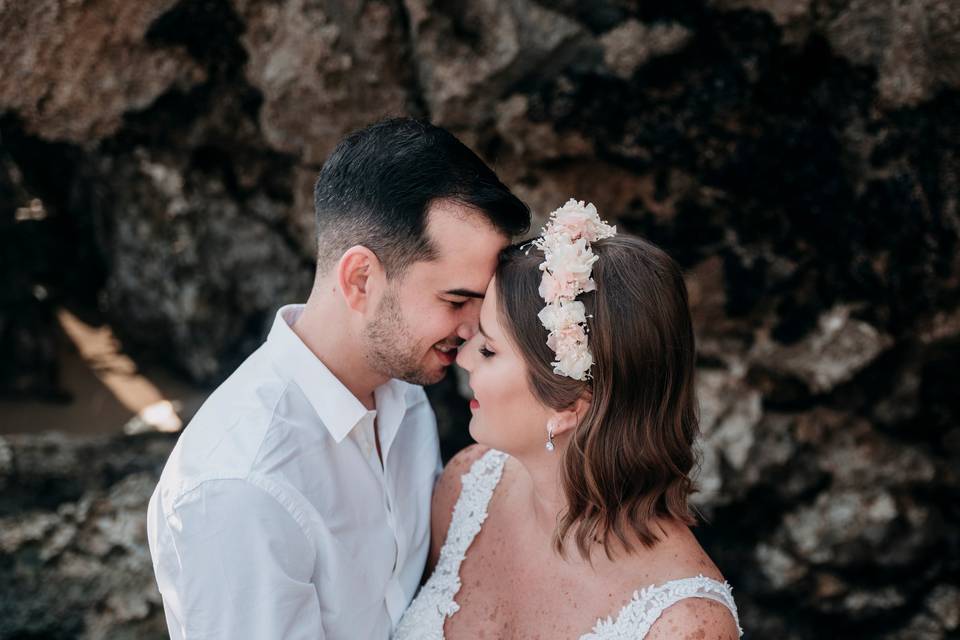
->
<box><xmin>266</xmin><ymin>304</ymin><xmax>410</xmax><ymax>444</ymax></box>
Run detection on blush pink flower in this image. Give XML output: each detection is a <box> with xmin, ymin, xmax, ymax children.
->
<box><xmin>537</xmin><ymin>300</ymin><xmax>587</xmax><ymax>333</ymax></box>
<box><xmin>546</xmin><ymin>324</ymin><xmax>587</xmax><ymax>353</ymax></box>
<box><xmin>538</xmin><ymin>270</ymin><xmax>580</xmax><ymax>304</ymax></box>
<box><xmin>544</xmin><ymin>199</ymin><xmax>617</xmax><ymax>242</ymax></box>
<box><xmin>553</xmin><ymin>345</ymin><xmax>594</xmax><ymax>381</ymax></box>
<box><xmin>543</xmin><ymin>239</ymin><xmax>596</xmax><ymax>289</ymax></box>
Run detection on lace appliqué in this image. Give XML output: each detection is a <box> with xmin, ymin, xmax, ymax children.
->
<box><xmin>392</xmin><ymin>449</ymin><xmax>507</xmax><ymax>640</ymax></box>
<box><xmin>582</xmin><ymin>574</ymin><xmax>744</xmax><ymax>639</ymax></box>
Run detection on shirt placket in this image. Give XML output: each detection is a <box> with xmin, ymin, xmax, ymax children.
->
<box><xmin>355</xmin><ymin>414</ymin><xmax>408</xmax><ymax>625</ymax></box>
<box><xmin>380</xmin><ymin>445</ymin><xmax>408</xmax><ymax>626</ymax></box>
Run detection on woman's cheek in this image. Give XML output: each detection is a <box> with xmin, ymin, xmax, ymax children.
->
<box><xmin>469</xmin><ymin>371</ymin><xmax>500</xmax><ymax>439</ymax></box>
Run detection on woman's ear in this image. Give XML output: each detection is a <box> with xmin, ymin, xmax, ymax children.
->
<box><xmin>549</xmin><ymin>392</ymin><xmax>592</xmax><ymax>437</ymax></box>
<box><xmin>337</xmin><ymin>245</ymin><xmax>384</xmax><ymax>314</ymax></box>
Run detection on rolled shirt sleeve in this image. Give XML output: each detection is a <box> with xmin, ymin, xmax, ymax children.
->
<box><xmin>153</xmin><ymin>478</ymin><xmax>324</xmax><ymax>640</ymax></box>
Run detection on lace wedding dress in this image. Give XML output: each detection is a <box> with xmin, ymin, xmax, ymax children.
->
<box><xmin>393</xmin><ymin>449</ymin><xmax>743</xmax><ymax>640</ymax></box>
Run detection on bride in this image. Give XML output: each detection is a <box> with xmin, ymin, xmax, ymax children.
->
<box><xmin>394</xmin><ymin>200</ymin><xmax>744</xmax><ymax>639</ymax></box>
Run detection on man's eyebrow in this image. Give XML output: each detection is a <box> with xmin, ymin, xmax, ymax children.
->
<box><xmin>443</xmin><ymin>288</ymin><xmax>485</xmax><ymax>299</ymax></box>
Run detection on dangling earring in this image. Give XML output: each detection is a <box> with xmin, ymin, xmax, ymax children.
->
<box><xmin>545</xmin><ymin>419</ymin><xmax>556</xmax><ymax>452</ymax></box>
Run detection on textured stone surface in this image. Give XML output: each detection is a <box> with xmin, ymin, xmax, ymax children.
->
<box><xmin>0</xmin><ymin>0</ymin><xmax>205</xmax><ymax>143</ymax></box>
<box><xmin>821</xmin><ymin>0</ymin><xmax>960</xmax><ymax>107</ymax></box>
<box><xmin>0</xmin><ymin>432</ymin><xmax>174</xmax><ymax>639</ymax></box>
<box><xmin>709</xmin><ymin>0</ymin><xmax>960</xmax><ymax>106</ymax></box>
<box><xmin>748</xmin><ymin>304</ymin><xmax>895</xmax><ymax>395</ymax></box>
<box><xmin>404</xmin><ymin>0</ymin><xmax>595</xmax><ymax>134</ymax></box>
<box><xmin>235</xmin><ymin>0</ymin><xmax>416</xmax><ymax>164</ymax></box>
<box><xmin>78</xmin><ymin>147</ymin><xmax>313</xmax><ymax>383</ymax></box>
<box><xmin>600</xmin><ymin>19</ymin><xmax>693</xmax><ymax>79</ymax></box>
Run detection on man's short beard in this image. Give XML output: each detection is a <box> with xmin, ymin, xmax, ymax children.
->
<box><xmin>362</xmin><ymin>289</ymin><xmax>443</xmax><ymax>386</ymax></box>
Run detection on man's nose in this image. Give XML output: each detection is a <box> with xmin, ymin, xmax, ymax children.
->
<box><xmin>455</xmin><ymin>335</ymin><xmax>474</xmax><ymax>371</ymax></box>
<box><xmin>456</xmin><ymin>318</ymin><xmax>478</xmax><ymax>342</ymax></box>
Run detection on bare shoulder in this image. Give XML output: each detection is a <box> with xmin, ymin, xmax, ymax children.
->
<box><xmin>650</xmin><ymin>518</ymin><xmax>726</xmax><ymax>582</ymax></box>
<box><xmin>645</xmin><ymin>596</ymin><xmax>740</xmax><ymax>640</ymax></box>
<box><xmin>427</xmin><ymin>444</ymin><xmax>490</xmax><ymax>571</ymax></box>
<box><xmin>644</xmin><ymin>595</ymin><xmax>740</xmax><ymax>640</ymax></box>
<box><xmin>609</xmin><ymin>519</ymin><xmax>737</xmax><ymax>638</ymax></box>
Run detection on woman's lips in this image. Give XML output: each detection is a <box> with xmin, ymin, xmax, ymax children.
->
<box><xmin>469</xmin><ymin>399</ymin><xmax>480</xmax><ymax>410</ymax></box>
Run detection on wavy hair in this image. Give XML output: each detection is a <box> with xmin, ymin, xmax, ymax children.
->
<box><xmin>495</xmin><ymin>234</ymin><xmax>700</xmax><ymax>559</ymax></box>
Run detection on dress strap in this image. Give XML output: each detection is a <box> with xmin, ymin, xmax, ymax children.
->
<box><xmin>584</xmin><ymin>574</ymin><xmax>744</xmax><ymax>639</ymax></box>
<box><xmin>417</xmin><ymin>449</ymin><xmax>507</xmax><ymax>617</ymax></box>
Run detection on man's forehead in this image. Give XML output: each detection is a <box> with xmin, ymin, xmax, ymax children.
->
<box><xmin>402</xmin><ymin>249</ymin><xmax>493</xmax><ymax>296</ymax></box>
<box><xmin>424</xmin><ymin>200</ymin><xmax>507</xmax><ymax>247</ymax></box>
<box><xmin>428</xmin><ymin>262</ymin><xmax>492</xmax><ymax>296</ymax></box>
<box><xmin>420</xmin><ymin>201</ymin><xmax>508</xmax><ymax>292</ymax></box>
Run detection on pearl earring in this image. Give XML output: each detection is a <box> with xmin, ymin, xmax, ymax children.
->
<box><xmin>545</xmin><ymin>420</ymin><xmax>556</xmax><ymax>452</ymax></box>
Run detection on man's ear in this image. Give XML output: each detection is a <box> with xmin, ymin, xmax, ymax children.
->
<box><xmin>336</xmin><ymin>245</ymin><xmax>384</xmax><ymax>314</ymax></box>
<box><xmin>550</xmin><ymin>392</ymin><xmax>592</xmax><ymax>437</ymax></box>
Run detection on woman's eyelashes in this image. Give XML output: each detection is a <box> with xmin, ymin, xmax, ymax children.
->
<box><xmin>479</xmin><ymin>345</ymin><xmax>495</xmax><ymax>358</ymax></box>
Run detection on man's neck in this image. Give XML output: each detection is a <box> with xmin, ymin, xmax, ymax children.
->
<box><xmin>291</xmin><ymin>297</ymin><xmax>387</xmax><ymax>410</ymax></box>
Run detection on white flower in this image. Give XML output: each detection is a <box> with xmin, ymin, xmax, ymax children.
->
<box><xmin>553</xmin><ymin>346</ymin><xmax>594</xmax><ymax>381</ymax></box>
<box><xmin>541</xmin><ymin>199</ymin><xmax>617</xmax><ymax>243</ymax></box>
<box><xmin>537</xmin><ymin>300</ymin><xmax>587</xmax><ymax>333</ymax></box>
<box><xmin>537</xmin><ymin>238</ymin><xmax>599</xmax><ymax>303</ymax></box>
<box><xmin>543</xmin><ymin>237</ymin><xmax>596</xmax><ymax>280</ymax></box>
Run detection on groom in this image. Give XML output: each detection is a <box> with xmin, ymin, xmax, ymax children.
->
<box><xmin>146</xmin><ymin>118</ymin><xmax>529</xmax><ymax>639</ymax></box>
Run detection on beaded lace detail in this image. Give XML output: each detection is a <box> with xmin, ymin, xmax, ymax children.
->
<box><xmin>392</xmin><ymin>449</ymin><xmax>743</xmax><ymax>639</ymax></box>
<box><xmin>582</xmin><ymin>574</ymin><xmax>744</xmax><ymax>639</ymax></box>
<box><xmin>393</xmin><ymin>449</ymin><xmax>508</xmax><ymax>640</ymax></box>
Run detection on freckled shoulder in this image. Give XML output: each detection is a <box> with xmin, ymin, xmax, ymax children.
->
<box><xmin>644</xmin><ymin>597</ymin><xmax>740</xmax><ymax>640</ymax></box>
<box><xmin>427</xmin><ymin>444</ymin><xmax>491</xmax><ymax>572</ymax></box>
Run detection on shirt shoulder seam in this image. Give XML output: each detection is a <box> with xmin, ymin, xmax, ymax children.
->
<box><xmin>247</xmin><ymin>377</ymin><xmax>296</xmax><ymax>468</ymax></box>
<box><xmin>166</xmin><ymin>474</ymin><xmax>319</xmax><ymax>553</ymax></box>
<box><xmin>161</xmin><ymin>376</ymin><xmax>296</xmax><ymax>506</ymax></box>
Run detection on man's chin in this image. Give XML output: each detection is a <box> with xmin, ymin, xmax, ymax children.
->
<box><xmin>419</xmin><ymin>366</ymin><xmax>449</xmax><ymax>386</ymax></box>
<box><xmin>393</xmin><ymin>363</ymin><xmax>448</xmax><ymax>387</ymax></box>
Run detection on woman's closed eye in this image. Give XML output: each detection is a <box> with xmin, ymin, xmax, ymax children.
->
<box><xmin>479</xmin><ymin>345</ymin><xmax>495</xmax><ymax>358</ymax></box>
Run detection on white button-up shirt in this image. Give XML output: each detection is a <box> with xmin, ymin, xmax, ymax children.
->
<box><xmin>147</xmin><ymin>304</ymin><xmax>442</xmax><ymax>640</ymax></box>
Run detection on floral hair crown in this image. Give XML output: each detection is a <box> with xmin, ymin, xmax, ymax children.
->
<box><xmin>531</xmin><ymin>199</ymin><xmax>617</xmax><ymax>381</ymax></box>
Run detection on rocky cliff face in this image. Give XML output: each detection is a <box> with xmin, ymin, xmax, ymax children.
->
<box><xmin>1</xmin><ymin>0</ymin><xmax>958</xmax><ymax>638</ymax></box>
<box><xmin>0</xmin><ymin>433</ymin><xmax>171</xmax><ymax>639</ymax></box>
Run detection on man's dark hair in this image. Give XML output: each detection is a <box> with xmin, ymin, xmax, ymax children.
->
<box><xmin>312</xmin><ymin>117</ymin><xmax>530</xmax><ymax>278</ymax></box>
